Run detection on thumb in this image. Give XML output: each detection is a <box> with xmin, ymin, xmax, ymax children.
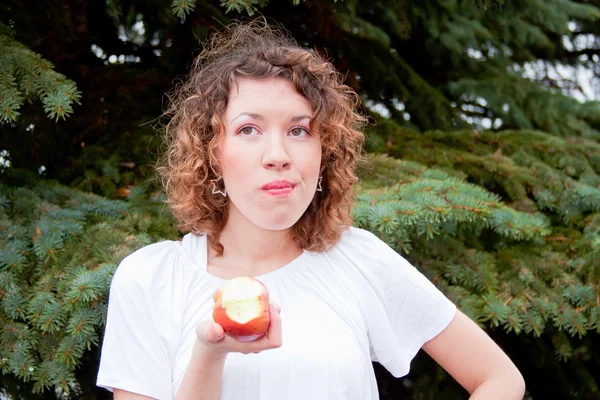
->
<box><xmin>209</xmin><ymin>323</ymin><xmax>225</xmax><ymax>342</ymax></box>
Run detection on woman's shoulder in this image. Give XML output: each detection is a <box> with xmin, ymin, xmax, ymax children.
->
<box><xmin>112</xmin><ymin>233</ymin><xmax>206</xmax><ymax>289</ymax></box>
<box><xmin>335</xmin><ymin>226</ymin><xmax>393</xmax><ymax>255</ymax></box>
<box><xmin>330</xmin><ymin>225</ymin><xmax>426</xmax><ymax>280</ymax></box>
<box><xmin>339</xmin><ymin>225</ymin><xmax>381</xmax><ymax>241</ymax></box>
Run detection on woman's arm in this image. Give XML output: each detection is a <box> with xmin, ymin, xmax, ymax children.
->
<box><xmin>174</xmin><ymin>341</ymin><xmax>228</xmax><ymax>400</ymax></box>
<box><xmin>113</xmin><ymin>390</ymin><xmax>155</xmax><ymax>400</ymax></box>
<box><xmin>421</xmin><ymin>309</ymin><xmax>526</xmax><ymax>400</ymax></box>
<box><xmin>112</xmin><ymin>341</ymin><xmax>228</xmax><ymax>400</ymax></box>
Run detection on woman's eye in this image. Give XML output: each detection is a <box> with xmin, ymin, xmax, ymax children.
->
<box><xmin>289</xmin><ymin>127</ymin><xmax>309</xmax><ymax>137</ymax></box>
<box><xmin>240</xmin><ymin>126</ymin><xmax>257</xmax><ymax>135</ymax></box>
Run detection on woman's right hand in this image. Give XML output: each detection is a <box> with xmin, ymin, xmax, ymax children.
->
<box><xmin>195</xmin><ymin>303</ymin><xmax>282</xmax><ymax>359</ymax></box>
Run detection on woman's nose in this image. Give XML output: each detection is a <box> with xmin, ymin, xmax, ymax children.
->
<box><xmin>262</xmin><ymin>135</ymin><xmax>291</xmax><ymax>170</ymax></box>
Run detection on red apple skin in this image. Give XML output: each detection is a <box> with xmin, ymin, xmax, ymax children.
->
<box><xmin>212</xmin><ymin>278</ymin><xmax>271</xmax><ymax>342</ymax></box>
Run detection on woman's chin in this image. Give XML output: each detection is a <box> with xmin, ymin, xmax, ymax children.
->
<box><xmin>234</xmin><ymin>202</ymin><xmax>309</xmax><ymax>231</ymax></box>
<box><xmin>258</xmin><ymin>220</ymin><xmax>297</xmax><ymax>231</ymax></box>
<box><xmin>252</xmin><ymin>214</ymin><xmax>301</xmax><ymax>231</ymax></box>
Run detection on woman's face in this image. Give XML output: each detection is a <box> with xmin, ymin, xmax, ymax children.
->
<box><xmin>219</xmin><ymin>76</ymin><xmax>322</xmax><ymax>231</ymax></box>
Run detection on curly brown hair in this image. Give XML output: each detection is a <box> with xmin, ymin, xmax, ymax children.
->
<box><xmin>156</xmin><ymin>18</ymin><xmax>367</xmax><ymax>256</ymax></box>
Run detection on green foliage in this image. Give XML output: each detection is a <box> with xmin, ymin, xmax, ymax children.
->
<box><xmin>448</xmin><ymin>72</ymin><xmax>600</xmax><ymax>140</ymax></box>
<box><xmin>0</xmin><ymin>24</ymin><xmax>82</xmax><ymax>123</ymax></box>
<box><xmin>171</xmin><ymin>0</ymin><xmax>197</xmax><ymax>18</ymax></box>
<box><xmin>219</xmin><ymin>0</ymin><xmax>264</xmax><ymax>16</ymax></box>
<box><xmin>359</xmin><ymin>116</ymin><xmax>600</xmax><ymax>397</ymax></box>
<box><xmin>172</xmin><ymin>0</ymin><xmax>302</xmax><ymax>18</ymax></box>
<box><xmin>0</xmin><ymin>173</ymin><xmax>179</xmax><ymax>396</ymax></box>
<box><xmin>356</xmin><ymin>152</ymin><xmax>599</xmax><ymax>347</ymax></box>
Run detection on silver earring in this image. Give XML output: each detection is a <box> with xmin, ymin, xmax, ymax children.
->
<box><xmin>316</xmin><ymin>176</ymin><xmax>323</xmax><ymax>192</ymax></box>
<box><xmin>211</xmin><ymin>176</ymin><xmax>227</xmax><ymax>197</ymax></box>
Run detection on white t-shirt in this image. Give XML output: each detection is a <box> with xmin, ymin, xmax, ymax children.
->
<box><xmin>96</xmin><ymin>226</ymin><xmax>456</xmax><ymax>399</ymax></box>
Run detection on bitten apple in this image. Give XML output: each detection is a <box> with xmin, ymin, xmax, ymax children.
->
<box><xmin>212</xmin><ymin>276</ymin><xmax>271</xmax><ymax>342</ymax></box>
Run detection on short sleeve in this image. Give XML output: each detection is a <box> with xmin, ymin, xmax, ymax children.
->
<box><xmin>335</xmin><ymin>227</ymin><xmax>457</xmax><ymax>378</ymax></box>
<box><xmin>96</xmin><ymin>243</ymin><xmax>177</xmax><ymax>400</ymax></box>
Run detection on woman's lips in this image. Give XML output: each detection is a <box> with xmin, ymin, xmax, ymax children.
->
<box><xmin>262</xmin><ymin>186</ymin><xmax>295</xmax><ymax>196</ymax></box>
<box><xmin>261</xmin><ymin>180</ymin><xmax>296</xmax><ymax>196</ymax></box>
<box><xmin>261</xmin><ymin>180</ymin><xmax>294</xmax><ymax>190</ymax></box>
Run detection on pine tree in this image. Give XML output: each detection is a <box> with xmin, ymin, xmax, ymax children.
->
<box><xmin>2</xmin><ymin>0</ymin><xmax>600</xmax><ymax>398</ymax></box>
<box><xmin>0</xmin><ymin>170</ymin><xmax>179</xmax><ymax>397</ymax></box>
<box><xmin>0</xmin><ymin>23</ymin><xmax>81</xmax><ymax>122</ymax></box>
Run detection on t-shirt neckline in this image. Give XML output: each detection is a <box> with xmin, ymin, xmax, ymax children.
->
<box><xmin>200</xmin><ymin>234</ymin><xmax>310</xmax><ymax>283</ymax></box>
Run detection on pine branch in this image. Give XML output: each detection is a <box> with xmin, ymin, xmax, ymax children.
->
<box><xmin>357</xmin><ymin>146</ymin><xmax>600</xmax><ymax>362</ymax></box>
<box><xmin>0</xmin><ymin>28</ymin><xmax>82</xmax><ymax>123</ymax></box>
<box><xmin>0</xmin><ymin>176</ymin><xmax>180</xmax><ymax>394</ymax></box>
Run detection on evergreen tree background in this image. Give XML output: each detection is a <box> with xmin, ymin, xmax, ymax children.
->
<box><xmin>1</xmin><ymin>0</ymin><xmax>600</xmax><ymax>398</ymax></box>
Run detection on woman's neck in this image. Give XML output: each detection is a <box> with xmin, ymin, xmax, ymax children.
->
<box><xmin>207</xmin><ymin>205</ymin><xmax>302</xmax><ymax>277</ymax></box>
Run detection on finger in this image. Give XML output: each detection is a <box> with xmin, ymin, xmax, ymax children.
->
<box><xmin>272</xmin><ymin>302</ymin><xmax>281</xmax><ymax>314</ymax></box>
<box><xmin>265</xmin><ymin>303</ymin><xmax>282</xmax><ymax>346</ymax></box>
<box><xmin>242</xmin><ymin>306</ymin><xmax>280</xmax><ymax>351</ymax></box>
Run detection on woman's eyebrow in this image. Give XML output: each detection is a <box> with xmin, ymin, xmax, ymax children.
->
<box><xmin>229</xmin><ymin>113</ymin><xmax>312</xmax><ymax>124</ymax></box>
<box><xmin>290</xmin><ymin>115</ymin><xmax>312</xmax><ymax>122</ymax></box>
<box><xmin>229</xmin><ymin>112</ymin><xmax>264</xmax><ymax>125</ymax></box>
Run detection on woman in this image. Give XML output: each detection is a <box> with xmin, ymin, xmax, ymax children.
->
<box><xmin>96</xmin><ymin>19</ymin><xmax>526</xmax><ymax>400</ymax></box>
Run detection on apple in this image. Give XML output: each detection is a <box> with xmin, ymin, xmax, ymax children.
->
<box><xmin>212</xmin><ymin>276</ymin><xmax>271</xmax><ymax>342</ymax></box>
